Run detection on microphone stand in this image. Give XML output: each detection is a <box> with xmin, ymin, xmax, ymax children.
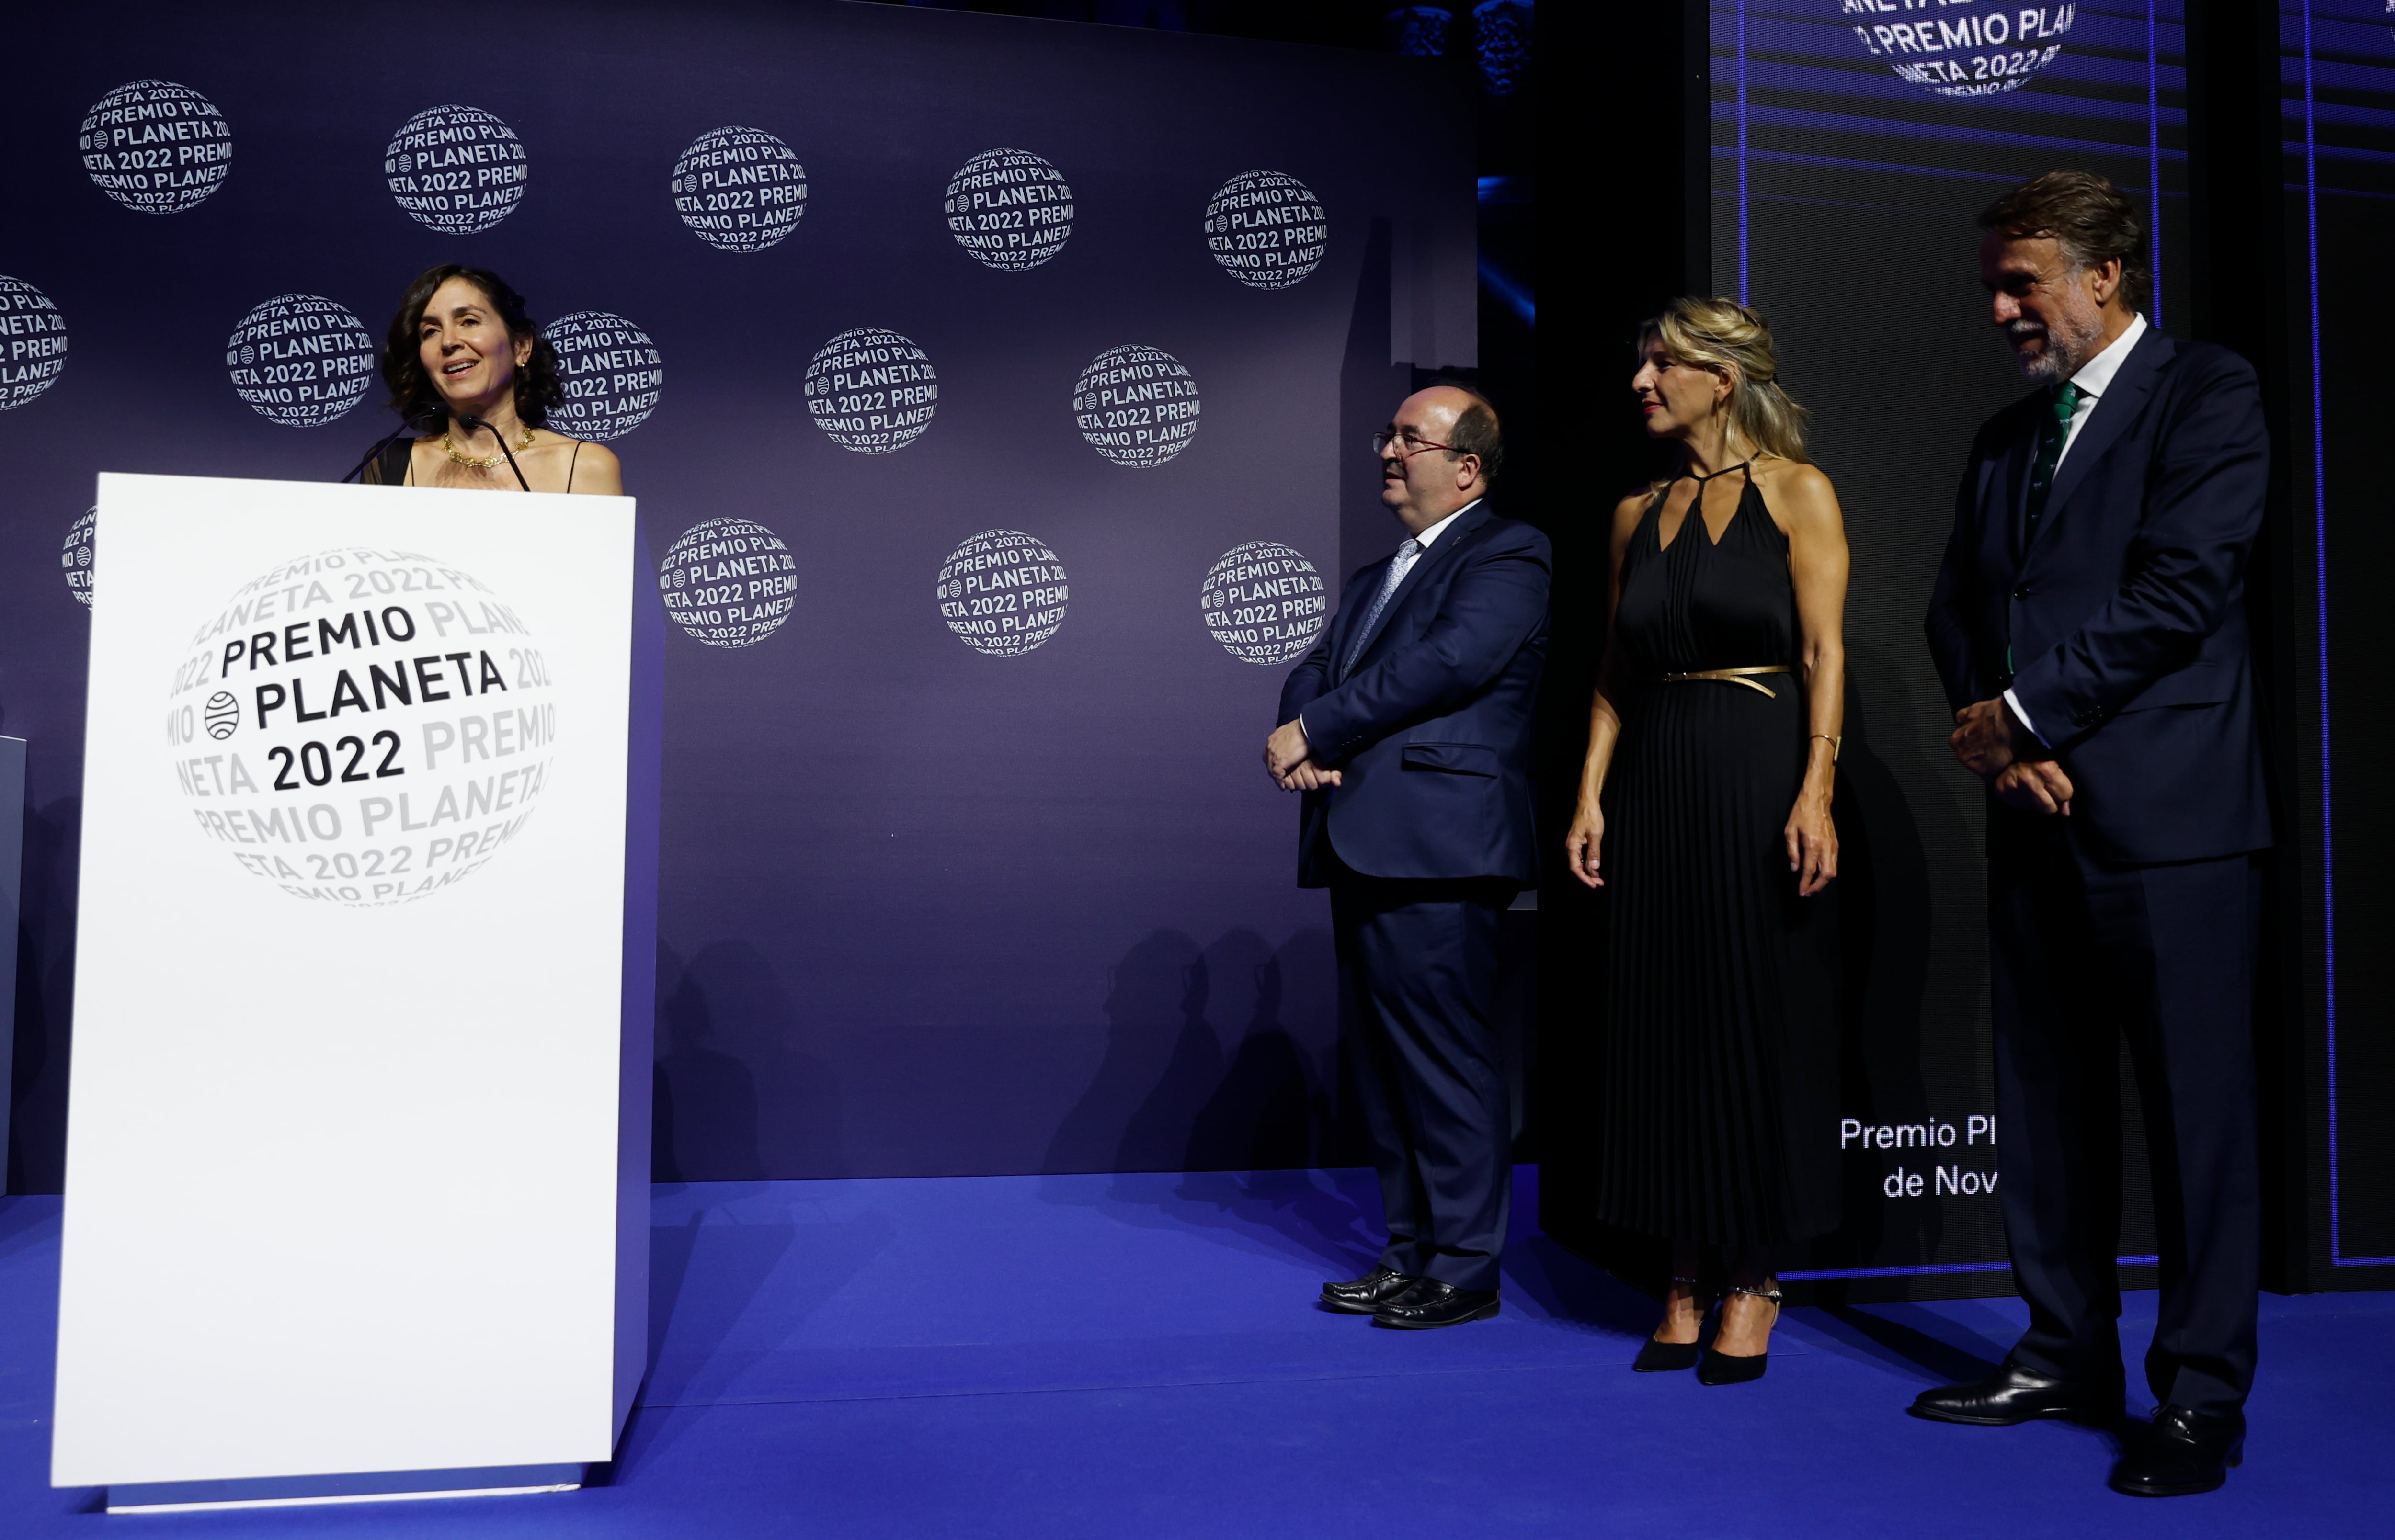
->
<box><xmin>339</xmin><ymin>424</ymin><xmax>416</xmax><ymax>484</ymax></box>
<box><xmin>458</xmin><ymin>412</ymin><xmax>533</xmax><ymax>492</ymax></box>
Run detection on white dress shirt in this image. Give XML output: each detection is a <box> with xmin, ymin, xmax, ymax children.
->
<box><xmin>2005</xmin><ymin>316</ymin><xmax>2146</xmax><ymax>742</ymax></box>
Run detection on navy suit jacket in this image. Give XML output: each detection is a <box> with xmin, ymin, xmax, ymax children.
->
<box><xmin>1924</xmin><ymin>328</ymin><xmax>2273</xmax><ymax>864</ymax></box>
<box><xmin>1278</xmin><ymin>500</ymin><xmax>1551</xmax><ymax>886</ymax></box>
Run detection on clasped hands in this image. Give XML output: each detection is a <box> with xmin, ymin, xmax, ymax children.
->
<box><xmin>1264</xmin><ymin>719</ymin><xmax>1342</xmax><ymax>792</ymax></box>
<box><xmin>1950</xmin><ymin>697</ymin><xmax>2074</xmax><ymax>816</ymax></box>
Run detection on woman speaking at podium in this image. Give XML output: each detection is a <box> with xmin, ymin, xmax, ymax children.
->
<box><xmin>356</xmin><ymin>264</ymin><xmax>622</xmax><ymax>496</ymax></box>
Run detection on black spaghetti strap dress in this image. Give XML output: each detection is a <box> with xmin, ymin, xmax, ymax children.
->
<box><xmin>1592</xmin><ymin>464</ymin><xmax>1840</xmax><ymax>1248</ymax></box>
<box><xmin>357</xmin><ymin>437</ymin><xmax>585</xmax><ymax>489</ymax></box>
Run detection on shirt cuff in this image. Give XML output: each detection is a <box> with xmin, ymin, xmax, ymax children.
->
<box><xmin>2002</xmin><ymin>688</ymin><xmax>2046</xmax><ymax>747</ymax></box>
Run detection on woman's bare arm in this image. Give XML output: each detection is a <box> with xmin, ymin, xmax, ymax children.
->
<box><xmin>1771</xmin><ymin>462</ymin><xmax>1849</xmax><ymax>896</ymax></box>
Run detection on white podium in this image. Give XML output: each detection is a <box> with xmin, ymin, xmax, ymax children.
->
<box><xmin>53</xmin><ymin>473</ymin><xmax>661</xmax><ymax>1512</ymax></box>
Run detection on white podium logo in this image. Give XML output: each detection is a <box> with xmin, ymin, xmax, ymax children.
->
<box><xmin>1201</xmin><ymin>542</ymin><xmax>1327</xmax><ymax>664</ymax></box>
<box><xmin>937</xmin><ymin>529</ymin><xmax>1067</xmax><ymax>656</ymax></box>
<box><xmin>659</xmin><ymin>518</ymin><xmax>796</xmax><ymax>648</ymax></box>
<box><xmin>673</xmin><ymin>126</ymin><xmax>808</xmax><ymax>251</ymax></box>
<box><xmin>1074</xmin><ymin>345</ymin><xmax>1199</xmax><ymax>468</ymax></box>
<box><xmin>226</xmin><ymin>295</ymin><xmax>376</xmax><ymax>427</ymax></box>
<box><xmin>546</xmin><ymin>310</ymin><xmax>663</xmax><ymax>441</ymax></box>
<box><xmin>163</xmin><ymin>547</ymin><xmax>559</xmax><ymax>906</ymax></box>
<box><xmin>0</xmin><ymin>275</ymin><xmax>68</xmax><ymax>412</ymax></box>
<box><xmin>1205</xmin><ymin>170</ymin><xmax>1327</xmax><ymax>289</ymax></box>
<box><xmin>385</xmin><ymin>105</ymin><xmax>529</xmax><ymax>233</ymax></box>
<box><xmin>79</xmin><ymin>80</ymin><xmax>232</xmax><ymax>213</ymax></box>
<box><xmin>63</xmin><ymin>506</ymin><xmax>96</xmax><ymax>608</ymax></box>
<box><xmin>945</xmin><ymin>149</ymin><xmax>1073</xmax><ymax>271</ymax></box>
<box><xmin>806</xmin><ymin>327</ymin><xmax>937</xmax><ymax>454</ymax></box>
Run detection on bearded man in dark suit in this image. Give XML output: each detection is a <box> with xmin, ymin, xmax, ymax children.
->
<box><xmin>1264</xmin><ymin>385</ymin><xmax>1549</xmax><ymax>1330</ymax></box>
<box><xmin>1917</xmin><ymin>171</ymin><xmax>2273</xmax><ymax>1498</ymax></box>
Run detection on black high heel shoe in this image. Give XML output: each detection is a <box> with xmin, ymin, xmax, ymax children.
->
<box><xmin>1633</xmin><ymin>1275</ymin><xmax>1706</xmax><ymax>1373</ymax></box>
<box><xmin>1697</xmin><ymin>1283</ymin><xmax>1781</xmax><ymax>1385</ymax></box>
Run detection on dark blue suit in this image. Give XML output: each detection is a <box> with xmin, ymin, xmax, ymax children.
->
<box><xmin>1926</xmin><ymin>328</ymin><xmax>2273</xmax><ymax>1413</ymax></box>
<box><xmin>1280</xmin><ymin>500</ymin><xmax>1550</xmax><ymax>1289</ymax></box>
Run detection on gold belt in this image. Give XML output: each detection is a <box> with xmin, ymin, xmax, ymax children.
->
<box><xmin>1660</xmin><ymin>665</ymin><xmax>1791</xmax><ymax>699</ymax></box>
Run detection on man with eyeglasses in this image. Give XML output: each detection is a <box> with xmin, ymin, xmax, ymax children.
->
<box><xmin>1264</xmin><ymin>384</ymin><xmax>1550</xmax><ymax>1328</ymax></box>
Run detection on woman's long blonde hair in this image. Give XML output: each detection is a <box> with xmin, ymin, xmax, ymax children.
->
<box><xmin>1640</xmin><ymin>296</ymin><xmax>1812</xmax><ymax>471</ymax></box>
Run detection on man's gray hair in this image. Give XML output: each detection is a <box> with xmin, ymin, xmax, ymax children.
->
<box><xmin>1978</xmin><ymin>170</ymin><xmax>2152</xmax><ymax>312</ymax></box>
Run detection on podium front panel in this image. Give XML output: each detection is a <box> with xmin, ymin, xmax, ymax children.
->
<box><xmin>53</xmin><ymin>472</ymin><xmax>652</xmax><ymax>1488</ymax></box>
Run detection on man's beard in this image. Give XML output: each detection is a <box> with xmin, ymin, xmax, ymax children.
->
<box><xmin>2005</xmin><ymin>299</ymin><xmax>2106</xmax><ymax>383</ymax></box>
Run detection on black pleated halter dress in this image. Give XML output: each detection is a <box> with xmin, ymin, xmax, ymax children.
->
<box><xmin>1592</xmin><ymin>464</ymin><xmax>1840</xmax><ymax>1248</ymax></box>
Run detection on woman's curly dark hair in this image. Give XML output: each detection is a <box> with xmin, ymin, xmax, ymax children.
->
<box><xmin>383</xmin><ymin>264</ymin><xmax>563</xmax><ymax>430</ymax></box>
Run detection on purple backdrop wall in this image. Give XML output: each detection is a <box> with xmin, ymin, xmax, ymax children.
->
<box><xmin>0</xmin><ymin>0</ymin><xmax>1476</xmax><ymax>1188</ymax></box>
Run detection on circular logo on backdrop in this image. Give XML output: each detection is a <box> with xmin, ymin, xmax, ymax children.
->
<box><xmin>225</xmin><ymin>295</ymin><xmax>376</xmax><ymax>427</ymax></box>
<box><xmin>1074</xmin><ymin>345</ymin><xmax>1200</xmax><ymax>468</ymax></box>
<box><xmin>673</xmin><ymin>126</ymin><xmax>808</xmax><ymax>251</ymax></box>
<box><xmin>1200</xmin><ymin>542</ymin><xmax>1328</xmax><ymax>665</ymax></box>
<box><xmin>657</xmin><ymin>519</ymin><xmax>796</xmax><ymax>648</ymax></box>
<box><xmin>385</xmin><ymin>105</ymin><xmax>528</xmax><ymax>232</ymax></box>
<box><xmin>62</xmin><ymin>507</ymin><xmax>96</xmax><ymax>608</ymax></box>
<box><xmin>944</xmin><ymin>149</ymin><xmax>1073</xmax><ymax>271</ymax></box>
<box><xmin>163</xmin><ymin>547</ymin><xmax>558</xmax><ymax>907</ymax></box>
<box><xmin>1844</xmin><ymin>1</ymin><xmax>2073</xmax><ymax>96</ymax></box>
<box><xmin>0</xmin><ymin>276</ymin><xmax>68</xmax><ymax>411</ymax></box>
<box><xmin>79</xmin><ymin>80</ymin><xmax>232</xmax><ymax>213</ymax></box>
<box><xmin>544</xmin><ymin>311</ymin><xmax>662</xmax><ymax>441</ymax></box>
<box><xmin>936</xmin><ymin>530</ymin><xmax>1067</xmax><ymax>657</ymax></box>
<box><xmin>805</xmin><ymin>328</ymin><xmax>937</xmax><ymax>454</ymax></box>
<box><xmin>1205</xmin><ymin>171</ymin><xmax>1328</xmax><ymax>290</ymax></box>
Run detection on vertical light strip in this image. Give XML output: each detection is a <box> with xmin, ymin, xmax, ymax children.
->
<box><xmin>2148</xmin><ymin>0</ymin><xmax>2164</xmax><ymax>325</ymax></box>
<box><xmin>1738</xmin><ymin>0</ymin><xmax>1751</xmax><ymax>304</ymax></box>
<box><xmin>2301</xmin><ymin>0</ymin><xmax>2356</xmax><ymax>1268</ymax></box>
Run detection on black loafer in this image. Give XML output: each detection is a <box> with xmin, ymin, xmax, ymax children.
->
<box><xmin>1320</xmin><ymin>1266</ymin><xmax>1418</xmax><ymax>1314</ymax></box>
<box><xmin>1908</xmin><ymin>1358</ymin><xmax>2123</xmax><ymax>1426</ymax></box>
<box><xmin>1371</xmin><ymin>1280</ymin><xmax>1500</xmax><ymax>1329</ymax></box>
<box><xmin>2110</xmin><ymin>1404</ymin><xmax>2244</xmax><ymax>1497</ymax></box>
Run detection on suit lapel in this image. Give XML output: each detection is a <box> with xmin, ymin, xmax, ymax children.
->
<box><xmin>1997</xmin><ymin>413</ymin><xmax>2035</xmax><ymax>566</ymax></box>
<box><xmin>2034</xmin><ymin>328</ymin><xmax>2171</xmax><ymax>546</ymax></box>
<box><xmin>1340</xmin><ymin>501</ymin><xmax>1494</xmax><ymax>680</ymax></box>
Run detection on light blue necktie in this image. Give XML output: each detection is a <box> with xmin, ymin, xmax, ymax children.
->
<box><xmin>1342</xmin><ymin>537</ymin><xmax>1421</xmax><ymax>677</ymax></box>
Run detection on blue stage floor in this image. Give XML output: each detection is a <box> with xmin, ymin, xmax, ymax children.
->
<box><xmin>1</xmin><ymin>1169</ymin><xmax>2387</xmax><ymax>1536</ymax></box>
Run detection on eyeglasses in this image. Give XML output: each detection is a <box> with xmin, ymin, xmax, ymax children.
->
<box><xmin>1371</xmin><ymin>430</ymin><xmax>1460</xmax><ymax>458</ymax></box>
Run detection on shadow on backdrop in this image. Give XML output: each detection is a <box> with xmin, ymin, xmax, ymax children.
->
<box><xmin>653</xmin><ymin>939</ymin><xmax>845</xmax><ymax>1182</ymax></box>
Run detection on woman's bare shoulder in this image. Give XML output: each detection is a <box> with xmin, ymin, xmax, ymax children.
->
<box><xmin>1757</xmin><ymin>458</ymin><xmax>1841</xmax><ymax>529</ymax></box>
<box><xmin>565</xmin><ymin>439</ymin><xmax>624</xmax><ymax>495</ymax></box>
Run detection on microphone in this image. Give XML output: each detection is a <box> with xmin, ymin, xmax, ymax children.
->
<box><xmin>459</xmin><ymin>412</ymin><xmax>533</xmax><ymax>493</ymax></box>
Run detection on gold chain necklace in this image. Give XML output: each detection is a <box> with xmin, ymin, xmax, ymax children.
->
<box><xmin>439</xmin><ymin>424</ymin><xmax>535</xmax><ymax>470</ymax></box>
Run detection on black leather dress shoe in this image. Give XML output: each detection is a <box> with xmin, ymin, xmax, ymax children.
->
<box><xmin>1371</xmin><ymin>1280</ymin><xmax>1500</xmax><ymax>1329</ymax></box>
<box><xmin>1907</xmin><ymin>1359</ymin><xmax>2123</xmax><ymax>1426</ymax></box>
<box><xmin>1320</xmin><ymin>1266</ymin><xmax>1418</xmax><ymax>1314</ymax></box>
<box><xmin>2110</xmin><ymin>1404</ymin><xmax>2244</xmax><ymax>1497</ymax></box>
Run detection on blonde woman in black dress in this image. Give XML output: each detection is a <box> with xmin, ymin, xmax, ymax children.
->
<box><xmin>360</xmin><ymin>264</ymin><xmax>622</xmax><ymax>496</ymax></box>
<box><xmin>1563</xmin><ymin>298</ymin><xmax>1848</xmax><ymax>1384</ymax></box>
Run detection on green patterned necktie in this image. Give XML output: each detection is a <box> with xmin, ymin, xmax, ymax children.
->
<box><xmin>2024</xmin><ymin>380</ymin><xmax>2080</xmax><ymax>532</ymax></box>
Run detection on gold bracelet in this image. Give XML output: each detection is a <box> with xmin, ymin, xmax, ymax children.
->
<box><xmin>1809</xmin><ymin>734</ymin><xmax>1842</xmax><ymax>762</ymax></box>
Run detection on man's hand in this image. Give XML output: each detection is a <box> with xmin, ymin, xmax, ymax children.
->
<box><xmin>1993</xmin><ymin>759</ymin><xmax>2074</xmax><ymax>815</ymax></box>
<box><xmin>1950</xmin><ymin>697</ymin><xmax>2025</xmax><ymax>778</ymax></box>
<box><xmin>1264</xmin><ymin>719</ymin><xmax>1341</xmax><ymax>792</ymax></box>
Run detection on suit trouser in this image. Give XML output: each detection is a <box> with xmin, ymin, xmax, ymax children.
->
<box><xmin>1331</xmin><ymin>868</ymin><xmax>1514</xmax><ymax>1291</ymax></box>
<box><xmin>1988</xmin><ymin>817</ymin><xmax>2262</xmax><ymax>1414</ymax></box>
